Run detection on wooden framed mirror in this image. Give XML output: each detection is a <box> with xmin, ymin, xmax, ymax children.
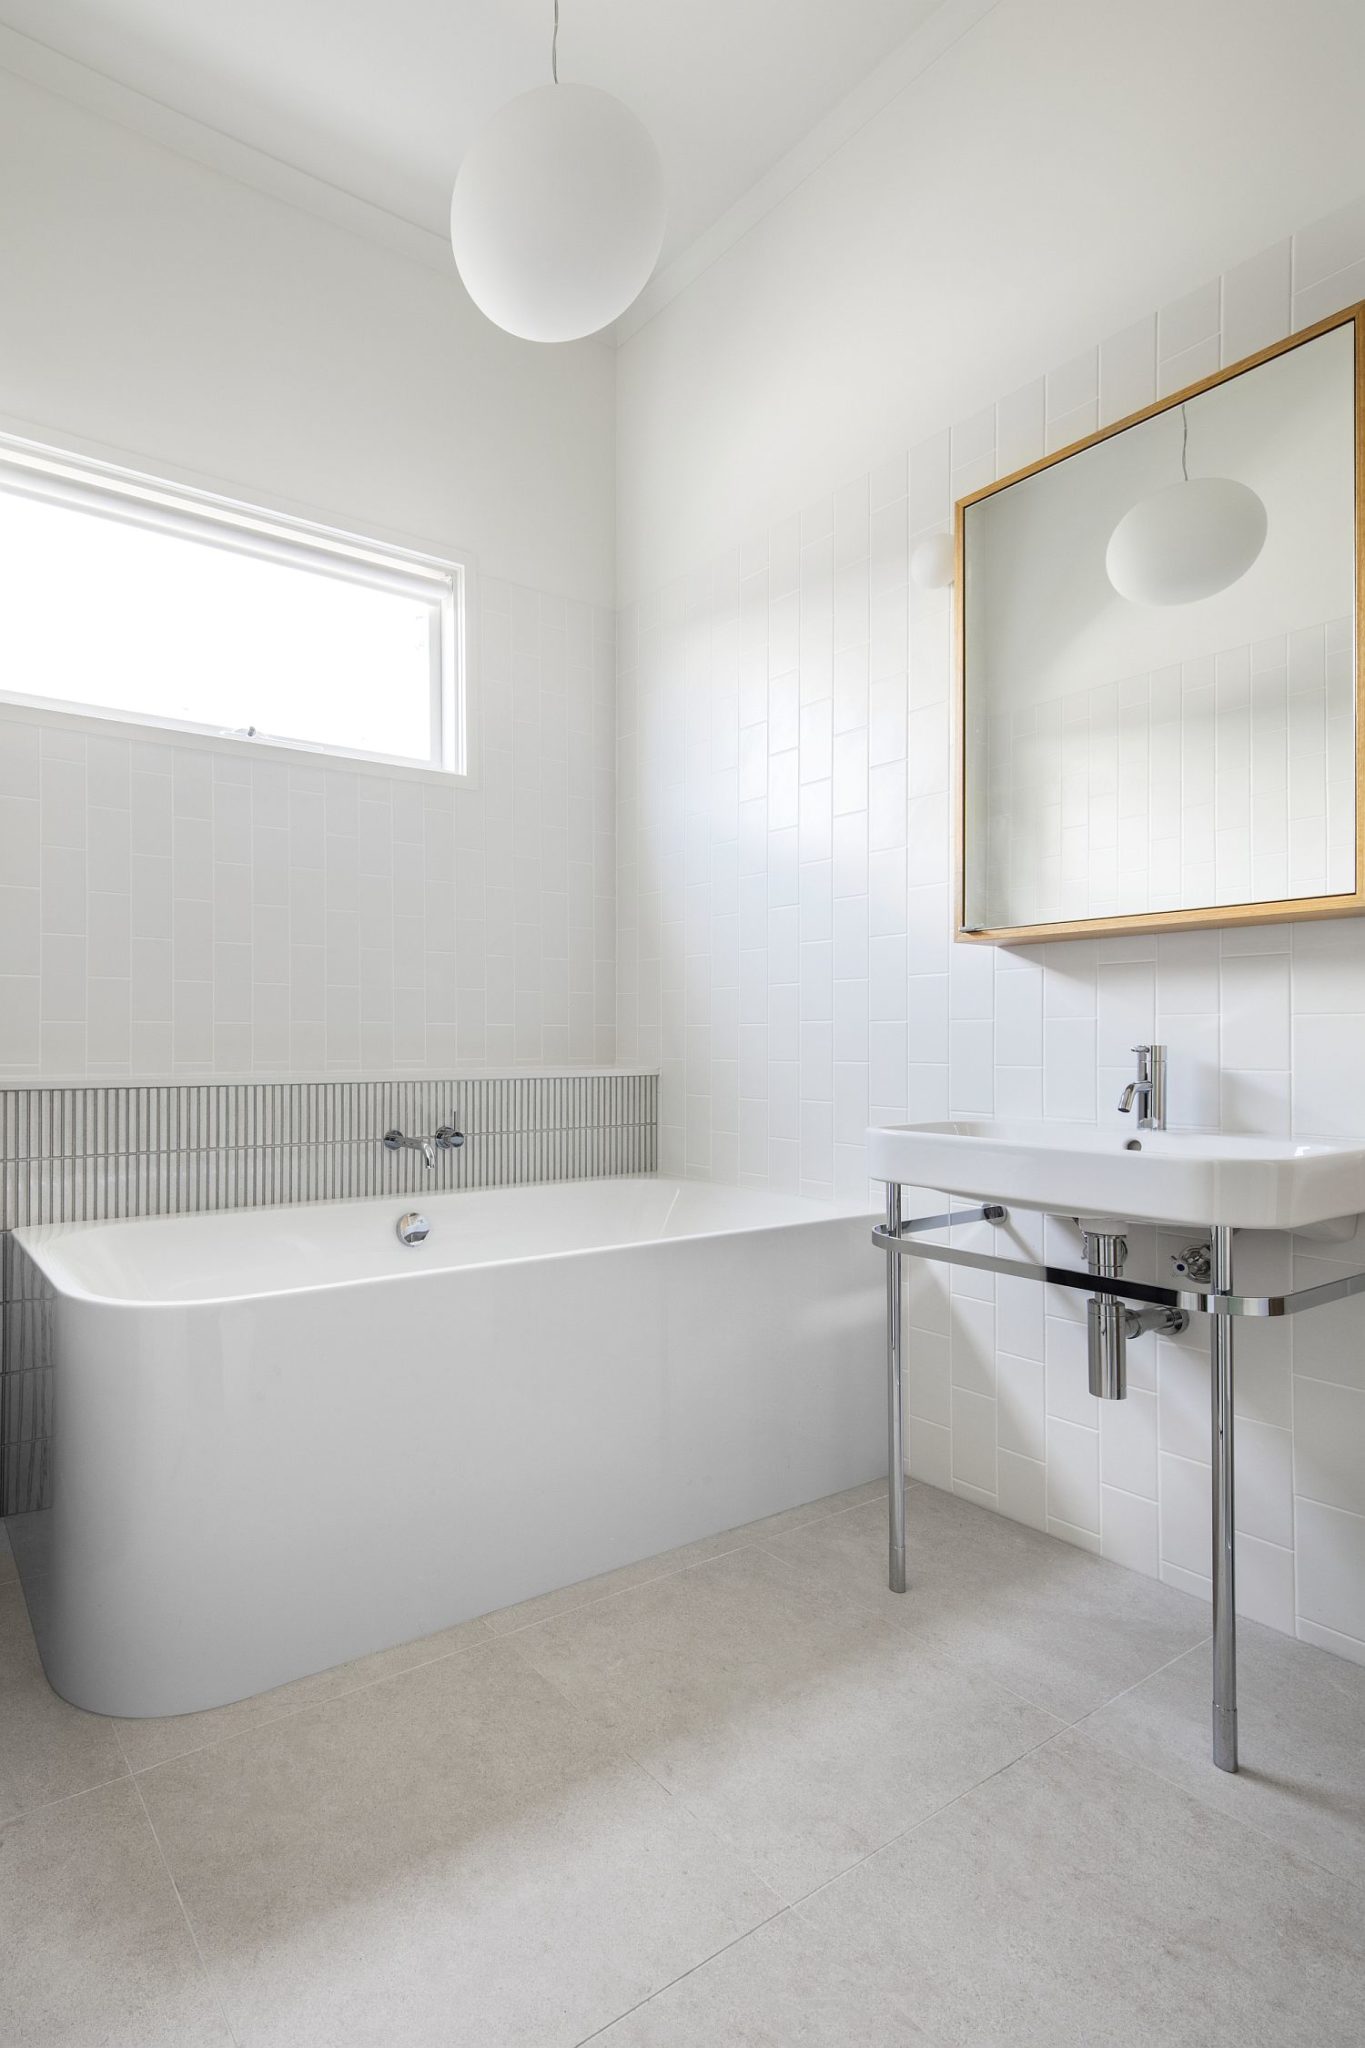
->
<box><xmin>954</xmin><ymin>303</ymin><xmax>1364</xmax><ymax>943</ymax></box>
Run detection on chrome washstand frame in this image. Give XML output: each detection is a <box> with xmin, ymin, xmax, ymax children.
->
<box><xmin>876</xmin><ymin>1194</ymin><xmax>1365</xmax><ymax>1773</ymax></box>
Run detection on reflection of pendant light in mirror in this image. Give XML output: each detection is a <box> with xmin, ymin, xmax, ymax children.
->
<box><xmin>1105</xmin><ymin>404</ymin><xmax>1267</xmax><ymax>605</ymax></box>
<box><xmin>450</xmin><ymin>1</ymin><xmax>666</xmax><ymax>342</ymax></box>
<box><xmin>910</xmin><ymin>531</ymin><xmax>956</xmax><ymax>589</ymax></box>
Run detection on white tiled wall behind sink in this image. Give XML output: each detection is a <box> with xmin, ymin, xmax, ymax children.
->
<box><xmin>615</xmin><ymin>196</ymin><xmax>1365</xmax><ymax>1666</ymax></box>
<box><xmin>0</xmin><ymin>578</ymin><xmax>618</xmax><ymax>1078</ymax></box>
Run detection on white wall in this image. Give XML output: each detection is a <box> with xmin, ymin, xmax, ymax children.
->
<box><xmin>0</xmin><ymin>64</ymin><xmax>613</xmax><ymax>602</ymax></box>
<box><xmin>616</xmin><ymin>0</ymin><xmax>1365</xmax><ymax>604</ymax></box>
<box><xmin>0</xmin><ymin>67</ymin><xmax>615</xmax><ymax>604</ymax></box>
<box><xmin>614</xmin><ymin>0</ymin><xmax>1365</xmax><ymax>1664</ymax></box>
<box><xmin>0</xmin><ymin>65</ymin><xmax>620</xmax><ymax>1080</ymax></box>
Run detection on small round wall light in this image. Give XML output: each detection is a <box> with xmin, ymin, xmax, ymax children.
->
<box><xmin>910</xmin><ymin>531</ymin><xmax>956</xmax><ymax>590</ymax></box>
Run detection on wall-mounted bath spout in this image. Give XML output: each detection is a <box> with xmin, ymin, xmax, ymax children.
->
<box><xmin>1083</xmin><ymin>1226</ymin><xmax>1188</xmax><ymax>1398</ymax></box>
<box><xmin>384</xmin><ymin>1129</ymin><xmax>436</xmax><ymax>1169</ymax></box>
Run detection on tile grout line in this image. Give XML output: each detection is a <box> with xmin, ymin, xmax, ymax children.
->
<box><xmin>0</xmin><ymin>1765</ymin><xmax>133</xmax><ymax>1831</ymax></box>
<box><xmin>1065</xmin><ymin>1676</ymin><xmax>1365</xmax><ymax>1900</ymax></box>
<box><xmin>128</xmin><ymin>1770</ymin><xmax>244</xmax><ymax>2048</ymax></box>
<box><xmin>483</xmin><ymin>1490</ymin><xmax>886</xmax><ymax>1636</ymax></box>
<box><xmin>1063</xmin><ymin>1632</ymin><xmax>1215</xmax><ymax>1728</ymax></box>
<box><xmin>484</xmin><ymin>1543</ymin><xmax>757</xmax><ymax>1636</ymax></box>
<box><xmin>750</xmin><ymin>1718</ymin><xmax>1080</xmax><ymax>1938</ymax></box>
<box><xmin>782</xmin><ymin>1716</ymin><xmax>1088</xmax><ymax>1922</ymax></box>
<box><xmin>567</xmin><ymin>1897</ymin><xmax>795</xmax><ymax>2048</ymax></box>
<box><xmin>1066</xmin><ymin>1713</ymin><xmax>1365</xmax><ymax>1901</ymax></box>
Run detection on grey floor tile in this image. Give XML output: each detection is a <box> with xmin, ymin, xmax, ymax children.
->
<box><xmin>509</xmin><ymin>1545</ymin><xmax>1060</xmax><ymax>1900</ymax></box>
<box><xmin>116</xmin><ymin>1610</ymin><xmax>491</xmax><ymax>1771</ymax></box>
<box><xmin>764</xmin><ymin>1481</ymin><xmax>1211</xmax><ymax>1720</ymax></box>
<box><xmin>1078</xmin><ymin>1617</ymin><xmax>1365</xmax><ymax>1885</ymax></box>
<box><xmin>0</xmin><ymin>1558</ymin><xmax>129</xmax><ymax>1819</ymax></box>
<box><xmin>138</xmin><ymin>1638</ymin><xmax>779</xmax><ymax>2048</ymax></box>
<box><xmin>797</xmin><ymin>1727</ymin><xmax>1365</xmax><ymax>2047</ymax></box>
<box><xmin>590</xmin><ymin>1907</ymin><xmax>936</xmax><ymax>2045</ymax></box>
<box><xmin>0</xmin><ymin>1779</ymin><xmax>232</xmax><ymax>2047</ymax></box>
<box><xmin>7</xmin><ymin>1476</ymin><xmax>1364</xmax><ymax>2048</ymax></box>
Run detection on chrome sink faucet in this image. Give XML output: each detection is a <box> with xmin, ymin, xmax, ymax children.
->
<box><xmin>1117</xmin><ymin>1044</ymin><xmax>1166</xmax><ymax>1130</ymax></box>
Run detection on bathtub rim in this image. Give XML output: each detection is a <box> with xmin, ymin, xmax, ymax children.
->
<box><xmin>11</xmin><ymin>1173</ymin><xmax>879</xmax><ymax>1312</ymax></box>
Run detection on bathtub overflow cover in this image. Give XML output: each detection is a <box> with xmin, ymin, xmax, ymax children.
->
<box><xmin>397</xmin><ymin>1211</ymin><xmax>431</xmax><ymax>1246</ymax></box>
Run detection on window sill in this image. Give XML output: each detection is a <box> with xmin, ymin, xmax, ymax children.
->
<box><xmin>0</xmin><ymin>695</ymin><xmax>476</xmax><ymax>790</ymax></box>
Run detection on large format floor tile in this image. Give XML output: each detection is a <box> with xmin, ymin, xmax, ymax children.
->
<box><xmin>0</xmin><ymin>1778</ymin><xmax>232</xmax><ymax>2047</ymax></box>
<box><xmin>507</xmin><ymin>1544</ymin><xmax>1060</xmax><ymax>1899</ymax></box>
<box><xmin>796</xmin><ymin>1728</ymin><xmax>1365</xmax><ymax>2048</ymax></box>
<box><xmin>0</xmin><ymin>1552</ymin><xmax>129</xmax><ymax>1819</ymax></box>
<box><xmin>765</xmin><ymin>1481</ymin><xmax>1212</xmax><ymax>1720</ymax></box>
<box><xmin>1079</xmin><ymin>1616</ymin><xmax>1365</xmax><ymax>1885</ymax></box>
<box><xmin>4</xmin><ymin>1475</ymin><xmax>1363</xmax><ymax>2048</ymax></box>
<box><xmin>137</xmin><ymin>1638</ymin><xmax>780</xmax><ymax>2048</ymax></box>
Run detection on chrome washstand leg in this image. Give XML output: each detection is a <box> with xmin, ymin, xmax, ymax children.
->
<box><xmin>1210</xmin><ymin>1223</ymin><xmax>1238</xmax><ymax>1773</ymax></box>
<box><xmin>886</xmin><ymin>1181</ymin><xmax>907</xmax><ymax>1594</ymax></box>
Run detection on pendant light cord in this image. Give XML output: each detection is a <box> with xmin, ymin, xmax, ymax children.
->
<box><xmin>552</xmin><ymin>0</ymin><xmax>559</xmax><ymax>82</ymax></box>
<box><xmin>1180</xmin><ymin>403</ymin><xmax>1189</xmax><ymax>483</ymax></box>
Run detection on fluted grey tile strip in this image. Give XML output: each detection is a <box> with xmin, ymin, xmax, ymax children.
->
<box><xmin>0</xmin><ymin>1075</ymin><xmax>657</xmax><ymax>1215</ymax></box>
<box><xmin>0</xmin><ymin>1073</ymin><xmax>656</xmax><ymax>1514</ymax></box>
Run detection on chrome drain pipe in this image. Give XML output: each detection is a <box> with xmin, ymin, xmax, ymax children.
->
<box><xmin>1083</xmin><ymin>1227</ymin><xmax>1189</xmax><ymax>1398</ymax></box>
<box><xmin>1085</xmin><ymin>1229</ymin><xmax>1129</xmax><ymax>1400</ymax></box>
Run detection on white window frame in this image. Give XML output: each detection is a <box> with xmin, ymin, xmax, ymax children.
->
<box><xmin>0</xmin><ymin>431</ymin><xmax>472</xmax><ymax>779</ymax></box>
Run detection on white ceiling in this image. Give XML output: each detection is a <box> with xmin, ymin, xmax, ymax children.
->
<box><xmin>0</xmin><ymin>0</ymin><xmax>950</xmax><ymax>269</ymax></box>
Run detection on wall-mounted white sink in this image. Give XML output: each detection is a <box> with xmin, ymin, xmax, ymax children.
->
<box><xmin>867</xmin><ymin>1119</ymin><xmax>1365</xmax><ymax>1231</ymax></box>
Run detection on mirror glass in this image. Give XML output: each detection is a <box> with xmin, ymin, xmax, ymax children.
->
<box><xmin>960</xmin><ymin>319</ymin><xmax>1358</xmax><ymax>936</ymax></box>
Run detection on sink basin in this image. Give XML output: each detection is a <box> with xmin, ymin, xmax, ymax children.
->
<box><xmin>866</xmin><ymin>1119</ymin><xmax>1365</xmax><ymax>1231</ymax></box>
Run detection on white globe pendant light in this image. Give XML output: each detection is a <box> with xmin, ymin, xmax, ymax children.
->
<box><xmin>1105</xmin><ymin>406</ymin><xmax>1267</xmax><ymax>606</ymax></box>
<box><xmin>450</xmin><ymin>6</ymin><xmax>665</xmax><ymax>343</ymax></box>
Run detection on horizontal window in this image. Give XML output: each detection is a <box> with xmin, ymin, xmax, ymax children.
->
<box><xmin>0</xmin><ymin>437</ymin><xmax>465</xmax><ymax>774</ymax></box>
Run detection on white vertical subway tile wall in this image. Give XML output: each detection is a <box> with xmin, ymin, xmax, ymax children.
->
<box><xmin>0</xmin><ymin>578</ymin><xmax>618</xmax><ymax>1077</ymax></box>
<box><xmin>615</xmin><ymin>195</ymin><xmax>1365</xmax><ymax>1668</ymax></box>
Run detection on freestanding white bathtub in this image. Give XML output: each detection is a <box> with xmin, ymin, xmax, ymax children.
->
<box><xmin>9</xmin><ymin>1175</ymin><xmax>882</xmax><ymax>1717</ymax></box>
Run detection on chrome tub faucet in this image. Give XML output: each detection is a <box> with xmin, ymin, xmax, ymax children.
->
<box><xmin>1117</xmin><ymin>1044</ymin><xmax>1166</xmax><ymax>1130</ymax></box>
<box><xmin>383</xmin><ymin>1122</ymin><xmax>465</xmax><ymax>1170</ymax></box>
